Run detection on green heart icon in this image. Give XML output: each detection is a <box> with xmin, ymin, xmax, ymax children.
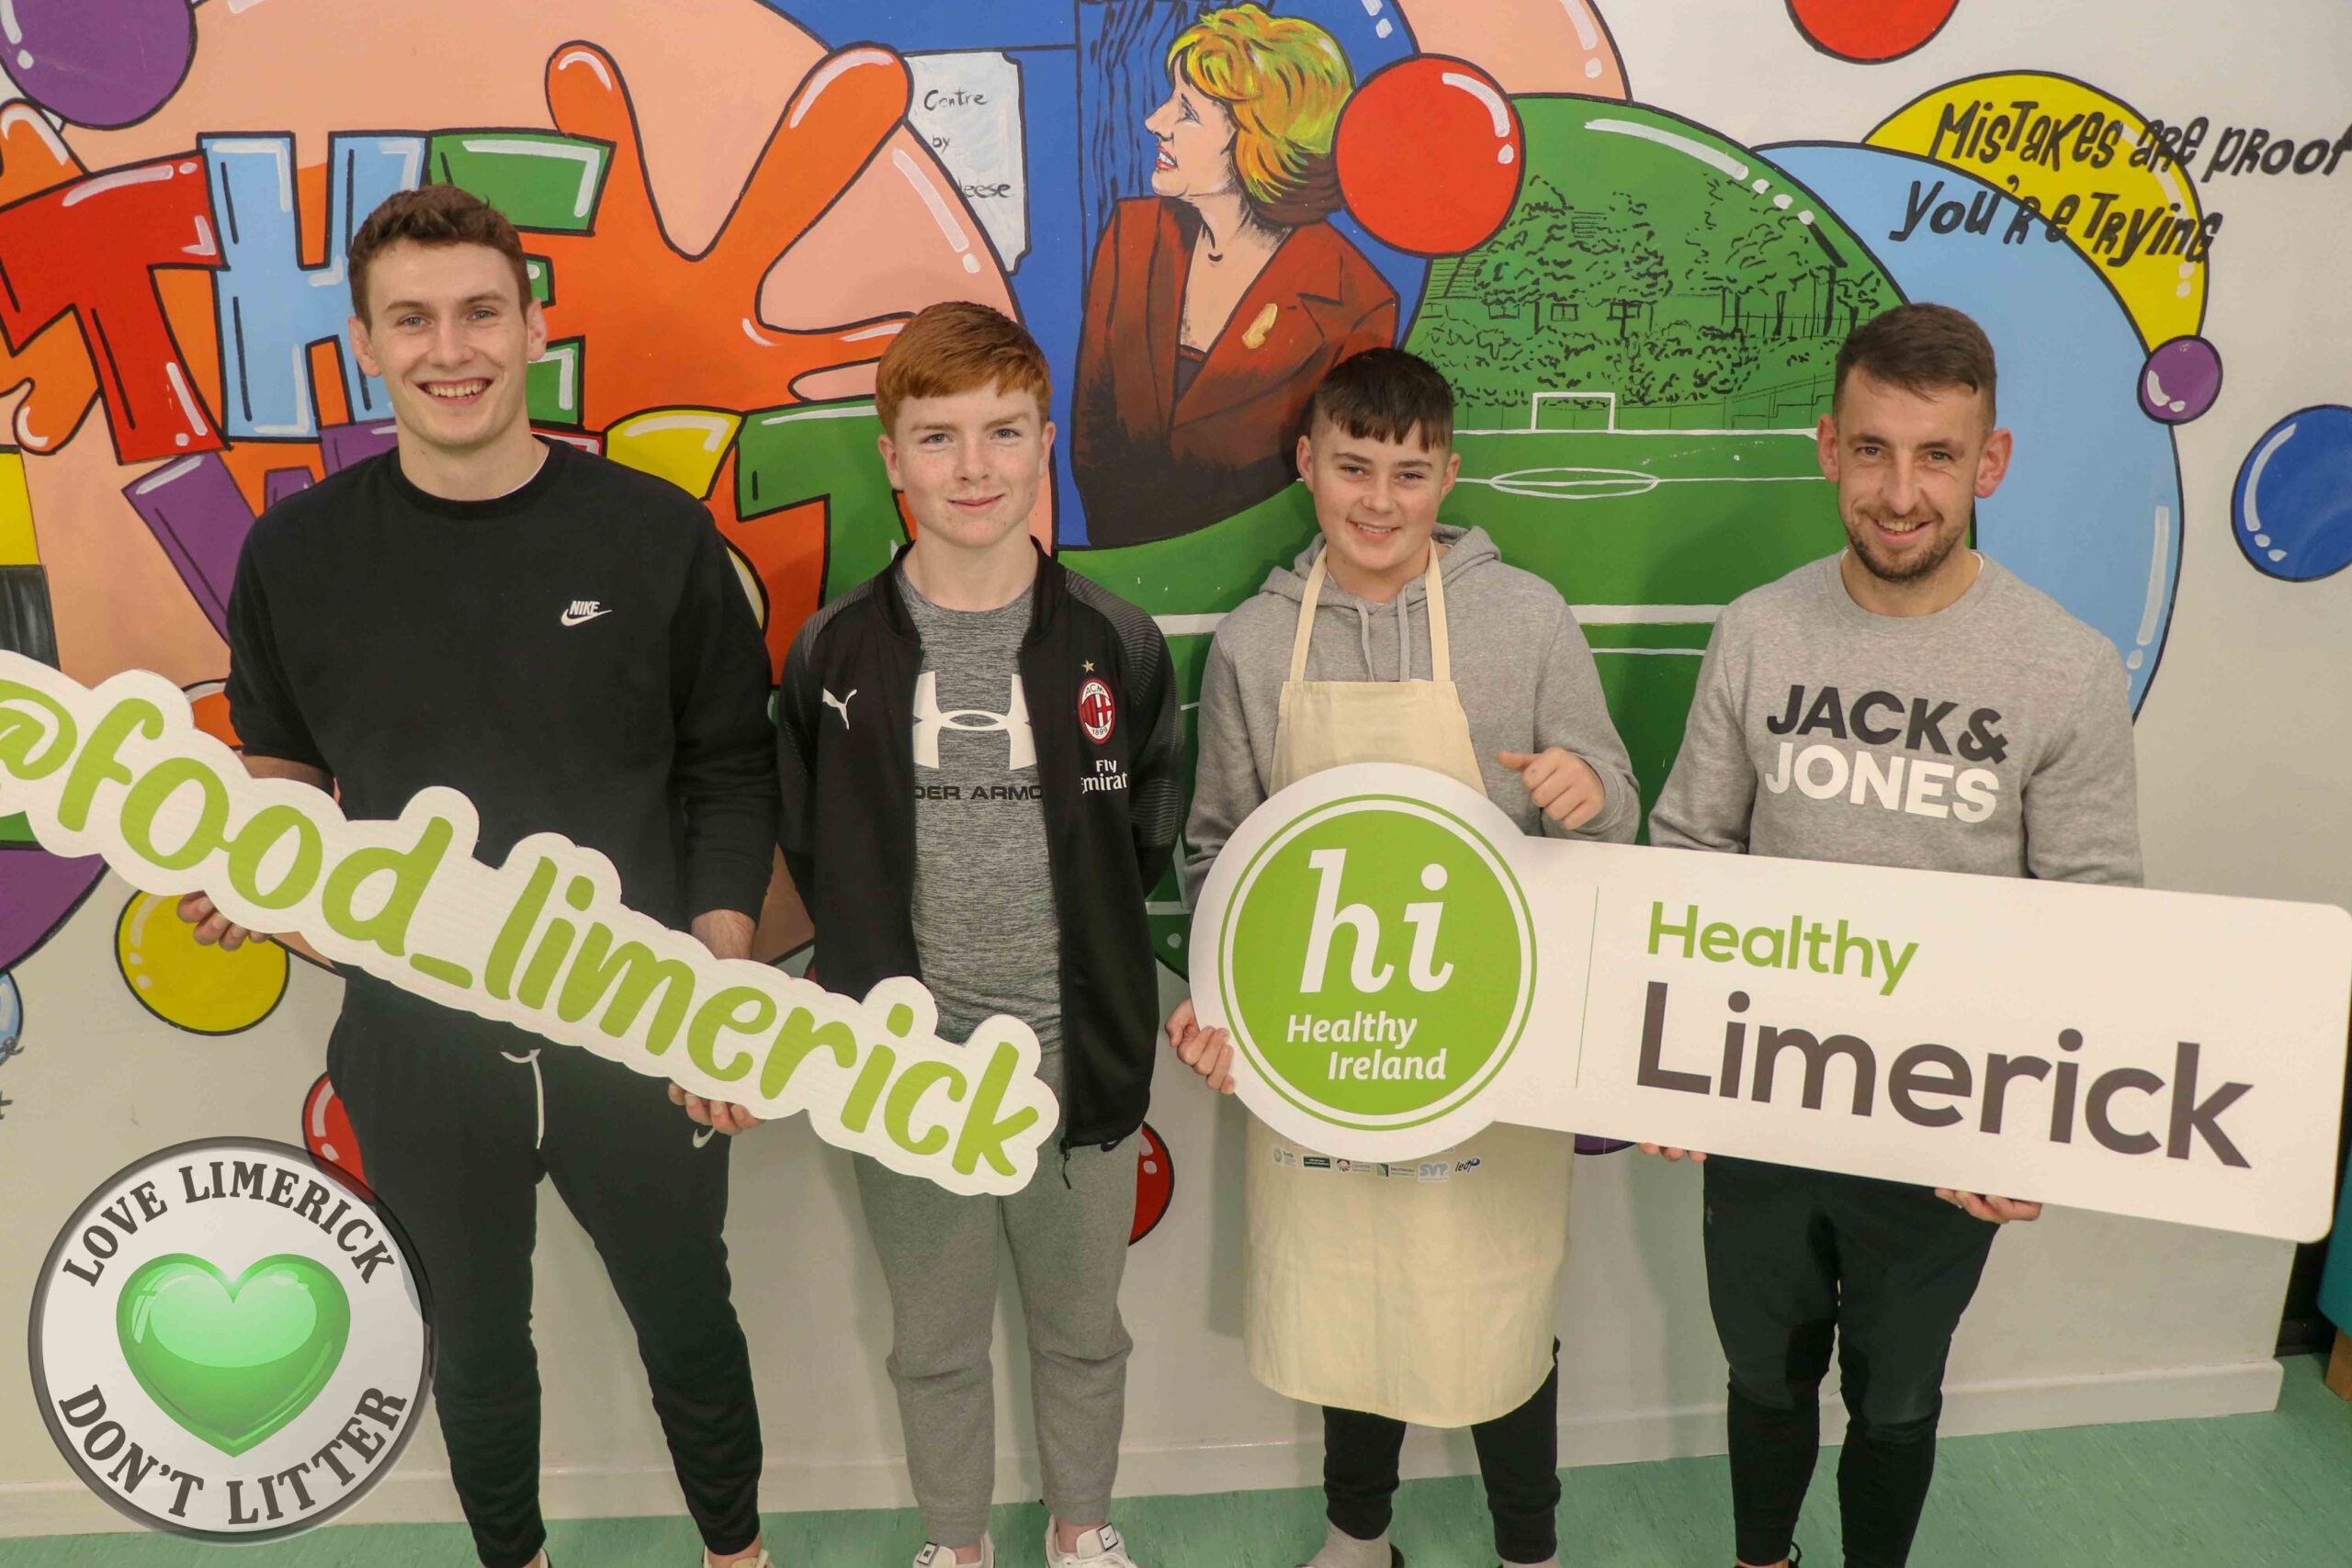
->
<box><xmin>116</xmin><ymin>1254</ymin><xmax>351</xmax><ymax>1457</ymax></box>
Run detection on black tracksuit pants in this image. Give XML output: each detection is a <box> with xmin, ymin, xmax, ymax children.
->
<box><xmin>1702</xmin><ymin>1156</ymin><xmax>1999</xmax><ymax>1568</ymax></box>
<box><xmin>328</xmin><ymin>998</ymin><xmax>763</xmax><ymax>1568</ymax></box>
<box><xmin>1325</xmin><ymin>1344</ymin><xmax>1562</xmax><ymax>1564</ymax></box>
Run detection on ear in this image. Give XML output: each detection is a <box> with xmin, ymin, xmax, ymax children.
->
<box><xmin>1974</xmin><ymin>425</ymin><xmax>2014</xmax><ymax>500</ymax></box>
<box><xmin>876</xmin><ymin>431</ymin><xmax>902</xmax><ymax>491</ymax></box>
<box><xmin>1036</xmin><ymin>418</ymin><xmax>1057</xmax><ymax>470</ymax></box>
<box><xmin>1815</xmin><ymin>412</ymin><xmax>1840</xmax><ymax>484</ymax></box>
<box><xmin>523</xmin><ymin>297</ymin><xmax>548</xmax><ymax>364</ymax></box>
<box><xmin>1441</xmin><ymin>447</ymin><xmax>1462</xmax><ymax>498</ymax></box>
<box><xmin>349</xmin><ymin>316</ymin><xmax>382</xmax><ymax>380</ymax></box>
<box><xmin>1295</xmin><ymin>433</ymin><xmax>1315</xmax><ymax>484</ymax></box>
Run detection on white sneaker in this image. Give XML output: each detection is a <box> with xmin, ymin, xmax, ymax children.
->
<box><xmin>1046</xmin><ymin>1523</ymin><xmax>1141</xmax><ymax>1567</ymax></box>
<box><xmin>913</xmin><ymin>1540</ymin><xmax>993</xmax><ymax>1568</ymax></box>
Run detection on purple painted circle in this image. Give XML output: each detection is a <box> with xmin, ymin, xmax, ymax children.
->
<box><xmin>2139</xmin><ymin>336</ymin><xmax>2223</xmax><ymax>424</ymax></box>
<box><xmin>0</xmin><ymin>848</ymin><xmax>106</xmax><ymax>971</ymax></box>
<box><xmin>0</xmin><ymin>0</ymin><xmax>196</xmax><ymax>129</ymax></box>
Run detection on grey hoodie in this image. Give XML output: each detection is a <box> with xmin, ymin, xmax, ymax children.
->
<box><xmin>1185</xmin><ymin>524</ymin><xmax>1640</xmax><ymax>896</ymax></box>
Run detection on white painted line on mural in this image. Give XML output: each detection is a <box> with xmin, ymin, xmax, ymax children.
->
<box><xmin>2242</xmin><ymin>422</ymin><xmax>2293</xmax><ymax>565</ymax></box>
<box><xmin>894</xmin><ymin>147</ymin><xmax>982</xmax><ymax>274</ymax></box>
<box><xmin>63</xmin><ymin>164</ymin><xmax>177</xmax><ymax>208</ymax></box>
<box><xmin>132</xmin><ymin>457</ymin><xmax>205</xmax><ymax>495</ymax></box>
<box><xmin>1154</xmin><ymin>615</ymin><xmax>1226</xmax><ymax>637</ymax></box>
<box><xmin>1458</xmin><ymin>470</ymin><xmax>1821</xmax><ymax>501</ymax></box>
<box><xmin>1576</xmin><ymin>604</ymin><xmax>1721</xmax><ymax>624</ymax></box>
<box><xmin>1154</xmin><ymin>604</ymin><xmax>1723</xmax><ymax>640</ymax></box>
<box><xmin>1558</xmin><ymin>0</ymin><xmax>1602</xmax><ymax>50</ymax></box>
<box><xmin>792</xmin><ymin>49</ymin><xmax>899</xmax><ymax>130</ymax></box>
<box><xmin>552</xmin><ymin>47</ymin><xmax>616</xmax><ymax>91</ymax></box>
<box><xmin>755</xmin><ymin>404</ymin><xmax>878</xmax><ymax>426</ymax></box>
<box><xmin>1443</xmin><ymin>72</ymin><xmax>1514</xmax><ymax>140</ymax></box>
<box><xmin>1588</xmin><ymin>118</ymin><xmax>1747</xmax><ymax>182</ymax></box>
<box><xmin>250</xmin><ymin>343</ymin><xmax>315</xmax><ymax>437</ymax></box>
<box><xmin>2138</xmin><ymin>504</ymin><xmax>2172</xmax><ymax>650</ymax></box>
<box><xmin>619</xmin><ymin>412</ymin><xmax>736</xmax><ymax>450</ymax></box>
<box><xmin>164</xmin><ymin>364</ymin><xmax>210</xmax><ymax>438</ymax></box>
<box><xmin>204</xmin><ymin>138</ymin><xmax>298</xmax><ymax>213</ymax></box>
<box><xmin>460</xmin><ymin>140</ymin><xmax>601</xmax><ymax>219</ymax></box>
<box><xmin>1462</xmin><ymin>427</ymin><xmax>1821</xmax><ymax>439</ymax></box>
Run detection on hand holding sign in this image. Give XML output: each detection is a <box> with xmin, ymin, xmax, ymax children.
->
<box><xmin>1165</xmin><ymin>998</ymin><xmax>1238</xmax><ymax>1094</ymax></box>
<box><xmin>178</xmin><ymin>890</ymin><xmax>268</xmax><ymax>951</ymax></box>
<box><xmin>1190</xmin><ymin>762</ymin><xmax>2352</xmax><ymax>1241</ymax></box>
<box><xmin>1937</xmin><ymin>1190</ymin><xmax>2041</xmax><ymax>1224</ymax></box>
<box><xmin>1499</xmin><ymin>748</ymin><xmax>1606</xmax><ymax>830</ymax></box>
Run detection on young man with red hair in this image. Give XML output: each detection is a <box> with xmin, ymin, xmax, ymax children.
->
<box><xmin>684</xmin><ymin>302</ymin><xmax>1182</xmax><ymax>1568</ymax></box>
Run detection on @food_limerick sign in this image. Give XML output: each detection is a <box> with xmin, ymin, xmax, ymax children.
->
<box><xmin>0</xmin><ymin>654</ymin><xmax>1058</xmax><ymax>1198</ymax></box>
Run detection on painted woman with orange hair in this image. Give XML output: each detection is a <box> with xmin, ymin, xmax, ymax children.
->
<box><xmin>1073</xmin><ymin>4</ymin><xmax>1397</xmax><ymax>545</ymax></box>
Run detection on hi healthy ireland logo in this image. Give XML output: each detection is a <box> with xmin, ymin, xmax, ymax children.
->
<box><xmin>1217</xmin><ymin>791</ymin><xmax>1534</xmax><ymax>1134</ymax></box>
<box><xmin>30</xmin><ymin>1138</ymin><xmax>431</xmax><ymax>1540</ymax></box>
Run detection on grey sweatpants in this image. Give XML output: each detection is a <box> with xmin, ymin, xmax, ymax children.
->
<box><xmin>854</xmin><ymin>1134</ymin><xmax>1138</xmax><ymax>1547</ymax></box>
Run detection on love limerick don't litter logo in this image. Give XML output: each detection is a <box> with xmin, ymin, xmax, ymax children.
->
<box><xmin>29</xmin><ymin>1138</ymin><xmax>432</xmax><ymax>1540</ymax></box>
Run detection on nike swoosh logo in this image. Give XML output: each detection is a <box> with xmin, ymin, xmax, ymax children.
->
<box><xmin>560</xmin><ymin>607</ymin><xmax>614</xmax><ymax>627</ymax></box>
<box><xmin>692</xmin><ymin>1125</ymin><xmax>718</xmax><ymax>1150</ymax></box>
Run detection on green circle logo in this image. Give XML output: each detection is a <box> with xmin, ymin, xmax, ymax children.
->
<box><xmin>1219</xmin><ymin>795</ymin><xmax>1532</xmax><ymax>1131</ymax></box>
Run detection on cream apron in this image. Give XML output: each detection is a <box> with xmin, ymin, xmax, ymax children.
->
<box><xmin>1243</xmin><ymin>548</ymin><xmax>1573</xmax><ymax>1428</ymax></box>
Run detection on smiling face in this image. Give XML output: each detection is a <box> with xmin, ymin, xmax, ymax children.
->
<box><xmin>1819</xmin><ymin>369</ymin><xmax>2013</xmax><ymax>598</ymax></box>
<box><xmin>1144</xmin><ymin>75</ymin><xmax>1240</xmax><ymax>203</ymax></box>
<box><xmin>878</xmin><ymin>382</ymin><xmax>1056</xmax><ymax>556</ymax></box>
<box><xmin>1296</xmin><ymin>414</ymin><xmax>1461</xmax><ymax>603</ymax></box>
<box><xmin>349</xmin><ymin>239</ymin><xmax>546</xmax><ymax>464</ymax></box>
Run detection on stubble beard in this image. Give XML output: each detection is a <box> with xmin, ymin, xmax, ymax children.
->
<box><xmin>1846</xmin><ymin>505</ymin><xmax>1969</xmax><ymax>586</ymax></box>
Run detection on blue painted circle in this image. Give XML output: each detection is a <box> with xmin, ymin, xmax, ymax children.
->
<box><xmin>1762</xmin><ymin>142</ymin><xmax>2183</xmax><ymax>712</ymax></box>
<box><xmin>2232</xmin><ymin>406</ymin><xmax>2352</xmax><ymax>582</ymax></box>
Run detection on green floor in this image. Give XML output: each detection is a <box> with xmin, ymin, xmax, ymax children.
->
<box><xmin>12</xmin><ymin>1354</ymin><xmax>2349</xmax><ymax>1567</ymax></box>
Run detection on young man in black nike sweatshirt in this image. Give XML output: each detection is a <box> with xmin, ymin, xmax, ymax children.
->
<box><xmin>190</xmin><ymin>186</ymin><xmax>778</xmax><ymax>1568</ymax></box>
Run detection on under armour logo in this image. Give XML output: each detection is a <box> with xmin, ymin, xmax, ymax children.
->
<box><xmin>560</xmin><ymin>599</ymin><xmax>612</xmax><ymax>627</ymax></box>
<box><xmin>822</xmin><ymin>688</ymin><xmax>856</xmax><ymax>729</ymax></box>
<box><xmin>911</xmin><ymin>671</ymin><xmax>1034</xmax><ymax>771</ymax></box>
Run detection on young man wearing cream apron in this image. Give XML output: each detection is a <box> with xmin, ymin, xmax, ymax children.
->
<box><xmin>1170</xmin><ymin>349</ymin><xmax>1639</xmax><ymax>1568</ymax></box>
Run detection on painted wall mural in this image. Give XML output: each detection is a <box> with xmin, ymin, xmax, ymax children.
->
<box><xmin>0</xmin><ymin>0</ymin><xmax>2341</xmax><ymax>1236</ymax></box>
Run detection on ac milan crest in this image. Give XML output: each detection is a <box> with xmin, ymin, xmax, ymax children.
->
<box><xmin>1078</xmin><ymin>677</ymin><xmax>1116</xmax><ymax>743</ymax></box>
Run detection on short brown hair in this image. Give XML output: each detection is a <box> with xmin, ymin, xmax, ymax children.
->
<box><xmin>347</xmin><ymin>185</ymin><xmax>532</xmax><ymax>321</ymax></box>
<box><xmin>1835</xmin><ymin>302</ymin><xmax>1998</xmax><ymax>423</ymax></box>
<box><xmin>874</xmin><ymin>301</ymin><xmax>1052</xmax><ymax>434</ymax></box>
<box><xmin>1306</xmin><ymin>347</ymin><xmax>1455</xmax><ymax>450</ymax></box>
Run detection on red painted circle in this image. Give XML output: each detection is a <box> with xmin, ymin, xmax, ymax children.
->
<box><xmin>1787</xmin><ymin>0</ymin><xmax>1961</xmax><ymax>63</ymax></box>
<box><xmin>1335</xmin><ymin>57</ymin><xmax>1523</xmax><ymax>257</ymax></box>
<box><xmin>1130</xmin><ymin>1122</ymin><xmax>1173</xmax><ymax>1245</ymax></box>
<box><xmin>301</xmin><ymin>1071</ymin><xmax>371</xmax><ymax>1197</ymax></box>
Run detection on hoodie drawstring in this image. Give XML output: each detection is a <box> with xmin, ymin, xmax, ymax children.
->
<box><xmin>1313</xmin><ymin>546</ymin><xmax>1435</xmax><ymax>682</ymax></box>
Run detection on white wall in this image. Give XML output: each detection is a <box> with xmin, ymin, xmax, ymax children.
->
<box><xmin>5</xmin><ymin>0</ymin><xmax>2349</xmax><ymax>1536</ymax></box>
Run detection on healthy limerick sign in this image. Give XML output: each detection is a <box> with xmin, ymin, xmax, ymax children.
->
<box><xmin>1192</xmin><ymin>763</ymin><xmax>2352</xmax><ymax>1242</ymax></box>
<box><xmin>0</xmin><ymin>655</ymin><xmax>1057</xmax><ymax>1198</ymax></box>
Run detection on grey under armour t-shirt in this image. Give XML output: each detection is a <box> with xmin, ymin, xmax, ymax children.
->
<box><xmin>899</xmin><ymin>576</ymin><xmax>1064</xmax><ymax>1093</ymax></box>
